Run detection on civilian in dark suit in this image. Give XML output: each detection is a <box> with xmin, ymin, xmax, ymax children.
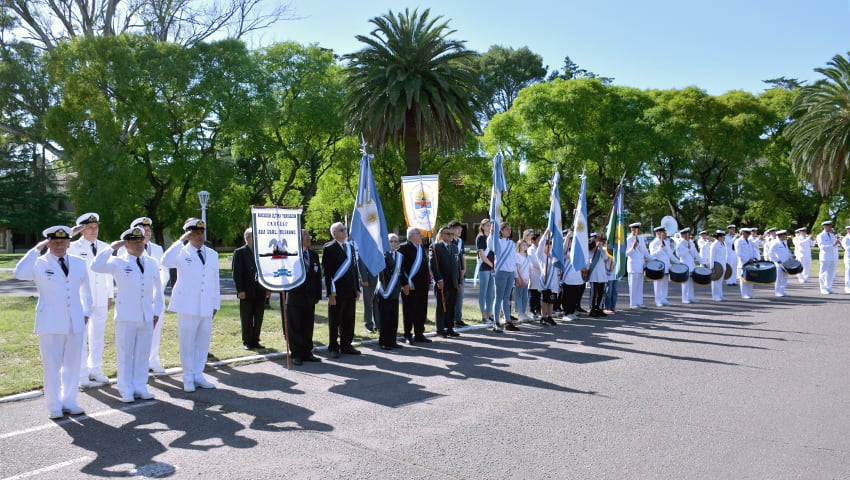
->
<box><xmin>322</xmin><ymin>222</ymin><xmax>361</xmax><ymax>358</ymax></box>
<box><xmin>376</xmin><ymin>233</ymin><xmax>404</xmax><ymax>350</ymax></box>
<box><xmin>431</xmin><ymin>227</ymin><xmax>461</xmax><ymax>338</ymax></box>
<box><xmin>286</xmin><ymin>229</ymin><xmax>323</xmax><ymax>365</ymax></box>
<box><xmin>399</xmin><ymin>227</ymin><xmax>431</xmax><ymax>344</ymax></box>
<box><xmin>232</xmin><ymin>228</ymin><xmax>270</xmax><ymax>349</ymax></box>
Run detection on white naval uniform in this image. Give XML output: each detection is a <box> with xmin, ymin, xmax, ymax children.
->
<box><xmin>68</xmin><ymin>237</ymin><xmax>113</xmax><ymax>383</ymax></box>
<box><xmin>144</xmin><ymin>241</ymin><xmax>169</xmax><ymax>371</ymax></box>
<box><xmin>92</xmin><ymin>249</ymin><xmax>164</xmax><ymax>400</ymax></box>
<box><xmin>649</xmin><ymin>237</ymin><xmax>677</xmax><ymax>306</ymax></box>
<box><xmin>724</xmin><ymin>234</ymin><xmax>737</xmax><ymax>285</ymax></box>
<box><xmin>707</xmin><ymin>240</ymin><xmax>727</xmax><ymax>301</ymax></box>
<box><xmin>160</xmin><ymin>242</ymin><xmax>220</xmax><ymax>389</ymax></box>
<box><xmin>793</xmin><ymin>235</ymin><xmax>815</xmax><ymax>283</ymax></box>
<box><xmin>767</xmin><ymin>239</ymin><xmax>793</xmax><ymax>297</ymax></box>
<box><xmin>13</xmin><ymin>249</ymin><xmax>93</xmax><ymax>416</ymax></box>
<box><xmin>675</xmin><ymin>238</ymin><xmax>703</xmax><ymax>303</ymax></box>
<box><xmin>842</xmin><ymin>234</ymin><xmax>850</xmax><ymax>293</ymax></box>
<box><xmin>817</xmin><ymin>230</ymin><xmax>839</xmax><ymax>294</ymax></box>
<box><xmin>734</xmin><ymin>237</ymin><xmax>760</xmax><ymax>299</ymax></box>
<box><xmin>626</xmin><ymin>233</ymin><xmax>652</xmax><ymax>308</ymax></box>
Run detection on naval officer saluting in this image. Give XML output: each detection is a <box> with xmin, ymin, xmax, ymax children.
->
<box><xmin>92</xmin><ymin>227</ymin><xmax>164</xmax><ymax>402</ymax></box>
<box><xmin>14</xmin><ymin>226</ymin><xmax>93</xmax><ymax>419</ymax></box>
<box><xmin>128</xmin><ymin>217</ymin><xmax>169</xmax><ymax>374</ymax></box>
<box><xmin>160</xmin><ymin>218</ymin><xmax>220</xmax><ymax>392</ymax></box>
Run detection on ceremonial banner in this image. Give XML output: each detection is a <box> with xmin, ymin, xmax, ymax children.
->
<box><xmin>401</xmin><ymin>174</ymin><xmax>439</xmax><ymax>236</ymax></box>
<box><xmin>489</xmin><ymin>152</ymin><xmax>510</xmax><ymax>271</ymax></box>
<box><xmin>547</xmin><ymin>170</ymin><xmax>565</xmax><ymax>270</ymax></box>
<box><xmin>351</xmin><ymin>153</ymin><xmax>390</xmax><ymax>277</ymax></box>
<box><xmin>605</xmin><ymin>182</ymin><xmax>627</xmax><ymax>278</ymax></box>
<box><xmin>569</xmin><ymin>175</ymin><xmax>589</xmax><ymax>270</ymax></box>
<box><xmin>251</xmin><ymin>206</ymin><xmax>305</xmax><ymax>291</ymax></box>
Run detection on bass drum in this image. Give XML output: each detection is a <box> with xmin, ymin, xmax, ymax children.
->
<box><xmin>711</xmin><ymin>262</ymin><xmax>724</xmax><ymax>281</ymax></box>
<box><xmin>743</xmin><ymin>261</ymin><xmax>777</xmax><ymax>284</ymax></box>
<box><xmin>692</xmin><ymin>266</ymin><xmax>712</xmax><ymax>285</ymax></box>
<box><xmin>782</xmin><ymin>258</ymin><xmax>803</xmax><ymax>275</ymax></box>
<box><xmin>645</xmin><ymin>260</ymin><xmax>665</xmax><ymax>280</ymax></box>
<box><xmin>724</xmin><ymin>263</ymin><xmax>733</xmax><ymax>280</ymax></box>
<box><xmin>669</xmin><ymin>263</ymin><xmax>689</xmax><ymax>283</ymax></box>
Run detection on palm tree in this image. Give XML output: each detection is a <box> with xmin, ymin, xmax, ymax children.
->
<box><xmin>786</xmin><ymin>52</ymin><xmax>850</xmax><ymax>194</ymax></box>
<box><xmin>342</xmin><ymin>8</ymin><xmax>481</xmax><ymax>176</ymax></box>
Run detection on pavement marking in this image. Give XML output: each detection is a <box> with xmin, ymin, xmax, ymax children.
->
<box><xmin>0</xmin><ymin>401</ymin><xmax>157</xmax><ymax>441</ymax></box>
<box><xmin>1</xmin><ymin>455</ymin><xmax>92</xmax><ymax>480</ymax></box>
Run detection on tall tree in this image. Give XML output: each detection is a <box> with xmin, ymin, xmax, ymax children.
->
<box><xmin>477</xmin><ymin>45</ymin><xmax>547</xmax><ymax>121</ymax></box>
<box><xmin>342</xmin><ymin>8</ymin><xmax>481</xmax><ymax>176</ymax></box>
<box><xmin>785</xmin><ymin>52</ymin><xmax>850</xmax><ymax>194</ymax></box>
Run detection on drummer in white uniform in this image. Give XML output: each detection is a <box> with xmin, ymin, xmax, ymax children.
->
<box><xmin>625</xmin><ymin>222</ymin><xmax>652</xmax><ymax>309</ymax></box>
<box><xmin>817</xmin><ymin>220</ymin><xmax>840</xmax><ymax>294</ymax></box>
<box><xmin>793</xmin><ymin>227</ymin><xmax>815</xmax><ymax>283</ymax></box>
<box><xmin>734</xmin><ymin>228</ymin><xmax>760</xmax><ymax>299</ymax></box>
<box><xmin>675</xmin><ymin>227</ymin><xmax>704</xmax><ymax>304</ymax></box>
<box><xmin>767</xmin><ymin>230</ymin><xmax>794</xmax><ymax>297</ymax></box>
<box><xmin>707</xmin><ymin>231</ymin><xmax>728</xmax><ymax>301</ymax></box>
<box><xmin>843</xmin><ymin>226</ymin><xmax>850</xmax><ymax>294</ymax></box>
<box><xmin>649</xmin><ymin>226</ymin><xmax>679</xmax><ymax>306</ymax></box>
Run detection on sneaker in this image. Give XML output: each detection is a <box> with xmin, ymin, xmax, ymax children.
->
<box><xmin>48</xmin><ymin>410</ymin><xmax>64</xmax><ymax>419</ymax></box>
<box><xmin>62</xmin><ymin>405</ymin><xmax>85</xmax><ymax>415</ymax></box>
<box><xmin>492</xmin><ymin>323</ymin><xmax>504</xmax><ymax>333</ymax></box>
<box><xmin>90</xmin><ymin>373</ymin><xmax>109</xmax><ymax>383</ymax></box>
<box><xmin>602</xmin><ymin>308</ymin><xmax>615</xmax><ymax>314</ymax></box>
<box><xmin>505</xmin><ymin>322</ymin><xmax>520</xmax><ymax>331</ymax></box>
<box><xmin>135</xmin><ymin>390</ymin><xmax>156</xmax><ymax>400</ymax></box>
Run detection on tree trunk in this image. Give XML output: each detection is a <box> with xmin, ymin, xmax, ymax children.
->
<box><xmin>403</xmin><ymin>109</ymin><xmax>420</xmax><ymax>176</ymax></box>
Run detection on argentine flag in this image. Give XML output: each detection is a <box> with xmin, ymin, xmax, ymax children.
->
<box><xmin>350</xmin><ymin>153</ymin><xmax>390</xmax><ymax>276</ymax></box>
<box><xmin>547</xmin><ymin>170</ymin><xmax>565</xmax><ymax>270</ymax></box>
<box><xmin>487</xmin><ymin>152</ymin><xmax>509</xmax><ymax>271</ymax></box>
<box><xmin>569</xmin><ymin>175</ymin><xmax>589</xmax><ymax>270</ymax></box>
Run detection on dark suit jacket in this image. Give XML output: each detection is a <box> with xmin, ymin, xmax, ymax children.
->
<box><xmin>232</xmin><ymin>244</ymin><xmax>266</xmax><ymax>299</ymax></box>
<box><xmin>287</xmin><ymin>248</ymin><xmax>322</xmax><ymax>306</ymax></box>
<box><xmin>430</xmin><ymin>242</ymin><xmax>460</xmax><ymax>288</ymax></box>
<box><xmin>398</xmin><ymin>241</ymin><xmax>430</xmax><ymax>290</ymax></box>
<box><xmin>378</xmin><ymin>250</ymin><xmax>403</xmax><ymax>298</ymax></box>
<box><xmin>322</xmin><ymin>241</ymin><xmax>360</xmax><ymax>299</ymax></box>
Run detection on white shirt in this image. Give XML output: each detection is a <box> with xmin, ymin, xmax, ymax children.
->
<box><xmin>817</xmin><ymin>230</ymin><xmax>839</xmax><ymax>261</ymax></box>
<box><xmin>68</xmin><ymin>237</ymin><xmax>113</xmax><ymax>307</ymax></box>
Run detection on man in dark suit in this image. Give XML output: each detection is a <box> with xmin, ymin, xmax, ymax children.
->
<box><xmin>376</xmin><ymin>233</ymin><xmax>404</xmax><ymax>350</ymax></box>
<box><xmin>431</xmin><ymin>227</ymin><xmax>461</xmax><ymax>338</ymax></box>
<box><xmin>322</xmin><ymin>222</ymin><xmax>361</xmax><ymax>358</ymax></box>
<box><xmin>398</xmin><ymin>227</ymin><xmax>432</xmax><ymax>344</ymax></box>
<box><xmin>286</xmin><ymin>229</ymin><xmax>323</xmax><ymax>365</ymax></box>
<box><xmin>232</xmin><ymin>228</ymin><xmax>270</xmax><ymax>350</ymax></box>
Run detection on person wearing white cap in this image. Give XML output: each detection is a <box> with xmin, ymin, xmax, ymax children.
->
<box><xmin>760</xmin><ymin>227</ymin><xmax>777</xmax><ymax>261</ymax></box>
<box><xmin>842</xmin><ymin>226</ymin><xmax>850</xmax><ymax>293</ymax></box>
<box><xmin>128</xmin><ymin>217</ymin><xmax>169</xmax><ymax>374</ymax></box>
<box><xmin>13</xmin><ymin>226</ymin><xmax>93</xmax><ymax>419</ymax></box>
<box><xmin>793</xmin><ymin>227</ymin><xmax>815</xmax><ymax>283</ymax></box>
<box><xmin>160</xmin><ymin>217</ymin><xmax>221</xmax><ymax>392</ymax></box>
<box><xmin>67</xmin><ymin>212</ymin><xmax>113</xmax><ymax>386</ymax></box>
<box><xmin>649</xmin><ymin>226</ymin><xmax>679</xmax><ymax>306</ymax></box>
<box><xmin>734</xmin><ymin>228</ymin><xmax>760</xmax><ymax>299</ymax></box>
<box><xmin>707</xmin><ymin>231</ymin><xmax>728</xmax><ymax>301</ymax></box>
<box><xmin>696</xmin><ymin>230</ymin><xmax>710</xmax><ymax>254</ymax></box>
<box><xmin>725</xmin><ymin>224</ymin><xmax>738</xmax><ymax>286</ymax></box>
<box><xmin>92</xmin><ymin>227</ymin><xmax>164</xmax><ymax>402</ymax></box>
<box><xmin>625</xmin><ymin>222</ymin><xmax>652</xmax><ymax>308</ymax></box>
<box><xmin>767</xmin><ymin>230</ymin><xmax>793</xmax><ymax>297</ymax></box>
<box><xmin>675</xmin><ymin>227</ymin><xmax>703</xmax><ymax>303</ymax></box>
<box><xmin>816</xmin><ymin>220</ymin><xmax>840</xmax><ymax>294</ymax></box>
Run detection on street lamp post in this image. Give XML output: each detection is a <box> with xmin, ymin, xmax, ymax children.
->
<box><xmin>198</xmin><ymin>190</ymin><xmax>210</xmax><ymax>242</ymax></box>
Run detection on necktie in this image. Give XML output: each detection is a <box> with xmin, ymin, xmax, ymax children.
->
<box><xmin>91</xmin><ymin>243</ymin><xmax>97</xmax><ymax>256</ymax></box>
<box><xmin>59</xmin><ymin>257</ymin><xmax>68</xmax><ymax>276</ymax></box>
<box><xmin>197</xmin><ymin>249</ymin><xmax>205</xmax><ymax>265</ymax></box>
<box><xmin>136</xmin><ymin>256</ymin><xmax>145</xmax><ymax>273</ymax></box>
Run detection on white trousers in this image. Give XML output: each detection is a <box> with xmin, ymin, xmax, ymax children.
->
<box><xmin>115</xmin><ymin>321</ymin><xmax>154</xmax><ymax>398</ymax></box>
<box><xmin>797</xmin><ymin>257</ymin><xmax>811</xmax><ymax>283</ymax></box>
<box><xmin>711</xmin><ymin>279</ymin><xmax>725</xmax><ymax>300</ymax></box>
<box><xmin>820</xmin><ymin>260</ymin><xmax>837</xmax><ymax>293</ymax></box>
<box><xmin>80</xmin><ymin>305</ymin><xmax>108</xmax><ymax>380</ymax></box>
<box><xmin>845</xmin><ymin>261</ymin><xmax>850</xmax><ymax>293</ymax></box>
<box><xmin>177</xmin><ymin>313</ymin><xmax>212</xmax><ymax>383</ymax></box>
<box><xmin>680</xmin><ymin>278</ymin><xmax>695</xmax><ymax>302</ymax></box>
<box><xmin>774</xmin><ymin>269</ymin><xmax>788</xmax><ymax>296</ymax></box>
<box><xmin>627</xmin><ymin>272</ymin><xmax>644</xmax><ymax>307</ymax></box>
<box><xmin>739</xmin><ymin>276</ymin><xmax>754</xmax><ymax>298</ymax></box>
<box><xmin>653</xmin><ymin>277</ymin><xmax>669</xmax><ymax>306</ymax></box>
<box><xmin>39</xmin><ymin>332</ymin><xmax>83</xmax><ymax>414</ymax></box>
<box><xmin>148</xmin><ymin>310</ymin><xmax>166</xmax><ymax>370</ymax></box>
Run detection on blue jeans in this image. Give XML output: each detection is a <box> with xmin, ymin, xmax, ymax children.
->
<box><xmin>454</xmin><ymin>278</ymin><xmax>465</xmax><ymax>321</ymax></box>
<box><xmin>494</xmin><ymin>270</ymin><xmax>515</xmax><ymax>323</ymax></box>
<box><xmin>604</xmin><ymin>278</ymin><xmax>619</xmax><ymax>310</ymax></box>
<box><xmin>514</xmin><ymin>285</ymin><xmax>529</xmax><ymax>315</ymax></box>
<box><xmin>478</xmin><ymin>269</ymin><xmax>495</xmax><ymax>314</ymax></box>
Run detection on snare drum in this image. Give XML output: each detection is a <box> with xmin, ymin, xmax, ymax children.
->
<box><xmin>645</xmin><ymin>260</ymin><xmax>665</xmax><ymax>280</ymax></box>
<box><xmin>692</xmin><ymin>267</ymin><xmax>712</xmax><ymax>285</ymax></box>
<box><xmin>743</xmin><ymin>261</ymin><xmax>777</xmax><ymax>284</ymax></box>
<box><xmin>669</xmin><ymin>263</ymin><xmax>689</xmax><ymax>283</ymax></box>
<box><xmin>781</xmin><ymin>258</ymin><xmax>803</xmax><ymax>275</ymax></box>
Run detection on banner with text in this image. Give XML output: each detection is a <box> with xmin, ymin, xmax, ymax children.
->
<box><xmin>251</xmin><ymin>206</ymin><xmax>305</xmax><ymax>291</ymax></box>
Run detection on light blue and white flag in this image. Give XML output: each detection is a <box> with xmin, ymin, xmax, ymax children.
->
<box><xmin>350</xmin><ymin>153</ymin><xmax>390</xmax><ymax>277</ymax></box>
<box><xmin>570</xmin><ymin>174</ymin><xmax>589</xmax><ymax>270</ymax></box>
<box><xmin>488</xmin><ymin>152</ymin><xmax>509</xmax><ymax>271</ymax></box>
<box><xmin>547</xmin><ymin>170</ymin><xmax>565</xmax><ymax>270</ymax></box>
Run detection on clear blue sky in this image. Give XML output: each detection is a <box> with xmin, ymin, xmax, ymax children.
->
<box><xmin>249</xmin><ymin>0</ymin><xmax>850</xmax><ymax>95</ymax></box>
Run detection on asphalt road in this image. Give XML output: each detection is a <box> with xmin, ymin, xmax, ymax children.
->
<box><xmin>1</xmin><ymin>280</ymin><xmax>850</xmax><ymax>479</ymax></box>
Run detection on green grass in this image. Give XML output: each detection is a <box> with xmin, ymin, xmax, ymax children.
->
<box><xmin>0</xmin><ymin>295</ymin><xmax>484</xmax><ymax>397</ymax></box>
<box><xmin>0</xmin><ymin>253</ymin><xmax>23</xmax><ymax>268</ymax></box>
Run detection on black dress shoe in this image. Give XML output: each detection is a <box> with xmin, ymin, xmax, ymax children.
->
<box><xmin>455</xmin><ymin>320</ymin><xmax>468</xmax><ymax>327</ymax></box>
<box><xmin>329</xmin><ymin>350</ymin><xmax>341</xmax><ymax>359</ymax></box>
<box><xmin>253</xmin><ymin>343</ymin><xmax>266</xmax><ymax>349</ymax></box>
<box><xmin>447</xmin><ymin>329</ymin><xmax>460</xmax><ymax>337</ymax></box>
<box><xmin>438</xmin><ymin>330</ymin><xmax>448</xmax><ymax>338</ymax></box>
<box><xmin>341</xmin><ymin>347</ymin><xmax>361</xmax><ymax>355</ymax></box>
<box><xmin>413</xmin><ymin>335</ymin><xmax>432</xmax><ymax>343</ymax></box>
<box><xmin>505</xmin><ymin>322</ymin><xmax>520</xmax><ymax>331</ymax></box>
<box><xmin>577</xmin><ymin>307</ymin><xmax>588</xmax><ymax>313</ymax></box>
<box><xmin>304</xmin><ymin>354</ymin><xmax>322</xmax><ymax>362</ymax></box>
<box><xmin>291</xmin><ymin>357</ymin><xmax>303</xmax><ymax>365</ymax></box>
<box><xmin>388</xmin><ymin>343</ymin><xmax>404</xmax><ymax>349</ymax></box>
<box><xmin>379</xmin><ymin>344</ymin><xmax>392</xmax><ymax>351</ymax></box>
